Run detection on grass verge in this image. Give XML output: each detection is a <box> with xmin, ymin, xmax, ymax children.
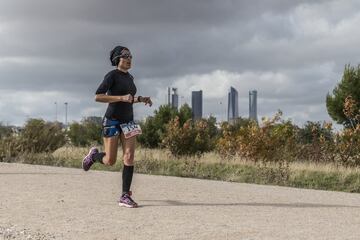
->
<box><xmin>2</xmin><ymin>146</ymin><xmax>359</xmax><ymax>193</ymax></box>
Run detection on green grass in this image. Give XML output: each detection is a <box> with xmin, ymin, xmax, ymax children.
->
<box><xmin>3</xmin><ymin>146</ymin><xmax>360</xmax><ymax>194</ymax></box>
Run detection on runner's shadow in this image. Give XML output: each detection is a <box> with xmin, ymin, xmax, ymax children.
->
<box><xmin>139</xmin><ymin>200</ymin><xmax>360</xmax><ymax>208</ymax></box>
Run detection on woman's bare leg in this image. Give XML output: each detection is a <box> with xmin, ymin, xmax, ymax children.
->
<box><xmin>119</xmin><ymin>133</ymin><xmax>136</xmax><ymax>166</ymax></box>
<box><xmin>102</xmin><ymin>135</ymin><xmax>119</xmax><ymax>166</ymax></box>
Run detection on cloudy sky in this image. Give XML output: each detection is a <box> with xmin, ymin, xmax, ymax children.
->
<box><xmin>1</xmin><ymin>0</ymin><xmax>359</xmax><ymax>128</ymax></box>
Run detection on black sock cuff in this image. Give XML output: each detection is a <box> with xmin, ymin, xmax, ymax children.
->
<box><xmin>122</xmin><ymin>164</ymin><xmax>134</xmax><ymax>193</ymax></box>
<box><xmin>123</xmin><ymin>165</ymin><xmax>134</xmax><ymax>170</ymax></box>
<box><xmin>93</xmin><ymin>152</ymin><xmax>105</xmax><ymax>164</ymax></box>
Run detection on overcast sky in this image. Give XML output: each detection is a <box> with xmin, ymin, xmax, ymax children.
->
<box><xmin>1</xmin><ymin>0</ymin><xmax>360</xmax><ymax>128</ymax></box>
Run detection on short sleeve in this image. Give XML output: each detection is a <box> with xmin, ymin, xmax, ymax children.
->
<box><xmin>95</xmin><ymin>72</ymin><xmax>114</xmax><ymax>94</ymax></box>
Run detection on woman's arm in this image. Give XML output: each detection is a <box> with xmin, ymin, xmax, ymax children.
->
<box><xmin>95</xmin><ymin>94</ymin><xmax>133</xmax><ymax>103</ymax></box>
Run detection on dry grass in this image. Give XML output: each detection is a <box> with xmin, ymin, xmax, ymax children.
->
<box><xmin>10</xmin><ymin>145</ymin><xmax>354</xmax><ymax>193</ymax></box>
<box><xmin>290</xmin><ymin>161</ymin><xmax>360</xmax><ymax>174</ymax></box>
<box><xmin>137</xmin><ymin>148</ymin><xmax>360</xmax><ymax>174</ymax></box>
<box><xmin>53</xmin><ymin>145</ymin><xmax>360</xmax><ymax>176</ymax></box>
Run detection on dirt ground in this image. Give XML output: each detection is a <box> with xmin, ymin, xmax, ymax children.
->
<box><xmin>1</xmin><ymin>162</ymin><xmax>360</xmax><ymax>240</ymax></box>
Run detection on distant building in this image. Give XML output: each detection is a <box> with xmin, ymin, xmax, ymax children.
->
<box><xmin>167</xmin><ymin>87</ymin><xmax>171</xmax><ymax>106</ymax></box>
<box><xmin>227</xmin><ymin>87</ymin><xmax>239</xmax><ymax>122</ymax></box>
<box><xmin>171</xmin><ymin>88</ymin><xmax>179</xmax><ymax>109</ymax></box>
<box><xmin>249</xmin><ymin>90</ymin><xmax>258</xmax><ymax>122</ymax></box>
<box><xmin>191</xmin><ymin>90</ymin><xmax>203</xmax><ymax>120</ymax></box>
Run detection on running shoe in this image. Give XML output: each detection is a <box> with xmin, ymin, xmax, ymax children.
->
<box><xmin>119</xmin><ymin>192</ymin><xmax>138</xmax><ymax>208</ymax></box>
<box><xmin>82</xmin><ymin>147</ymin><xmax>99</xmax><ymax>171</ymax></box>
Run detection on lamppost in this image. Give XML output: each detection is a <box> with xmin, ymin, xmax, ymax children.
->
<box><xmin>64</xmin><ymin>102</ymin><xmax>68</xmax><ymax>128</ymax></box>
<box><xmin>54</xmin><ymin>102</ymin><xmax>58</xmax><ymax>122</ymax></box>
<box><xmin>219</xmin><ymin>101</ymin><xmax>226</xmax><ymax>122</ymax></box>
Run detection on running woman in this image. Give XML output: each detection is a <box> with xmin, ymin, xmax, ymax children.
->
<box><xmin>82</xmin><ymin>45</ymin><xmax>152</xmax><ymax>208</ymax></box>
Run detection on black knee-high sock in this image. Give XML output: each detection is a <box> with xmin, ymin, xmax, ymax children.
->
<box><xmin>93</xmin><ymin>152</ymin><xmax>105</xmax><ymax>164</ymax></box>
<box><xmin>122</xmin><ymin>165</ymin><xmax>134</xmax><ymax>194</ymax></box>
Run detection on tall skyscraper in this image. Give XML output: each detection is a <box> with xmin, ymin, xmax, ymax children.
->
<box><xmin>227</xmin><ymin>87</ymin><xmax>239</xmax><ymax>122</ymax></box>
<box><xmin>167</xmin><ymin>87</ymin><xmax>171</xmax><ymax>106</ymax></box>
<box><xmin>171</xmin><ymin>88</ymin><xmax>179</xmax><ymax>110</ymax></box>
<box><xmin>191</xmin><ymin>90</ymin><xmax>203</xmax><ymax>120</ymax></box>
<box><xmin>249</xmin><ymin>90</ymin><xmax>258</xmax><ymax>122</ymax></box>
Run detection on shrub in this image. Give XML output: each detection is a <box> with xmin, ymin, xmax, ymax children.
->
<box><xmin>0</xmin><ymin>136</ymin><xmax>21</xmax><ymax>161</ymax></box>
<box><xmin>0</xmin><ymin>123</ymin><xmax>12</xmax><ymax>139</ymax></box>
<box><xmin>67</xmin><ymin>122</ymin><xmax>89</xmax><ymax>146</ymax></box>
<box><xmin>217</xmin><ymin>111</ymin><xmax>297</xmax><ymax>164</ymax></box>
<box><xmin>334</xmin><ymin>96</ymin><xmax>360</xmax><ymax>167</ymax></box>
<box><xmin>335</xmin><ymin>126</ymin><xmax>360</xmax><ymax>167</ymax></box>
<box><xmin>216</xmin><ymin>117</ymin><xmax>252</xmax><ymax>156</ymax></box>
<box><xmin>295</xmin><ymin>121</ymin><xmax>336</xmax><ymax>164</ymax></box>
<box><xmin>19</xmin><ymin>119</ymin><xmax>66</xmax><ymax>153</ymax></box>
<box><xmin>0</xmin><ymin>119</ymin><xmax>66</xmax><ymax>161</ymax></box>
<box><xmin>67</xmin><ymin>117</ymin><xmax>103</xmax><ymax>147</ymax></box>
<box><xmin>162</xmin><ymin>116</ymin><xmax>215</xmax><ymax>156</ymax></box>
<box><xmin>138</xmin><ymin>116</ymin><xmax>161</xmax><ymax>148</ymax></box>
<box><xmin>138</xmin><ymin>104</ymin><xmax>192</xmax><ymax>148</ymax></box>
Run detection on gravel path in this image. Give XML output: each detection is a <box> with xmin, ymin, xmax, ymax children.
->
<box><xmin>1</xmin><ymin>162</ymin><xmax>360</xmax><ymax>240</ymax></box>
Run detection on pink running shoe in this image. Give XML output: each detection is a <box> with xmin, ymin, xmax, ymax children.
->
<box><xmin>82</xmin><ymin>147</ymin><xmax>99</xmax><ymax>171</ymax></box>
<box><xmin>119</xmin><ymin>192</ymin><xmax>138</xmax><ymax>208</ymax></box>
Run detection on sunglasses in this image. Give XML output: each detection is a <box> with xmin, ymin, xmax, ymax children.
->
<box><xmin>120</xmin><ymin>52</ymin><xmax>132</xmax><ymax>59</ymax></box>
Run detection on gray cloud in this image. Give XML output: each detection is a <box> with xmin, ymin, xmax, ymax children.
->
<box><xmin>0</xmin><ymin>0</ymin><xmax>358</xmax><ymax>128</ymax></box>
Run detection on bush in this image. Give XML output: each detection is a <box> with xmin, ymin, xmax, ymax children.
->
<box><xmin>138</xmin><ymin>104</ymin><xmax>192</xmax><ymax>148</ymax></box>
<box><xmin>137</xmin><ymin>116</ymin><xmax>161</xmax><ymax>148</ymax></box>
<box><xmin>19</xmin><ymin>119</ymin><xmax>66</xmax><ymax>153</ymax></box>
<box><xmin>0</xmin><ymin>123</ymin><xmax>12</xmax><ymax>139</ymax></box>
<box><xmin>162</xmin><ymin>116</ymin><xmax>216</xmax><ymax>156</ymax></box>
<box><xmin>0</xmin><ymin>119</ymin><xmax>66</xmax><ymax>161</ymax></box>
<box><xmin>216</xmin><ymin>117</ymin><xmax>252</xmax><ymax>156</ymax></box>
<box><xmin>295</xmin><ymin>121</ymin><xmax>336</xmax><ymax>163</ymax></box>
<box><xmin>334</xmin><ymin>96</ymin><xmax>360</xmax><ymax>167</ymax></box>
<box><xmin>216</xmin><ymin>111</ymin><xmax>297</xmax><ymax>182</ymax></box>
<box><xmin>217</xmin><ymin>111</ymin><xmax>297</xmax><ymax>164</ymax></box>
<box><xmin>67</xmin><ymin>122</ymin><xmax>89</xmax><ymax>147</ymax></box>
<box><xmin>0</xmin><ymin>136</ymin><xmax>21</xmax><ymax>161</ymax></box>
<box><xmin>67</xmin><ymin>116</ymin><xmax>103</xmax><ymax>147</ymax></box>
<box><xmin>335</xmin><ymin>126</ymin><xmax>360</xmax><ymax>167</ymax></box>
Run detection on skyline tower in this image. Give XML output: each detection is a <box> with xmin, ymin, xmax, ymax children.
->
<box><xmin>249</xmin><ymin>90</ymin><xmax>258</xmax><ymax>122</ymax></box>
<box><xmin>171</xmin><ymin>88</ymin><xmax>179</xmax><ymax>110</ymax></box>
<box><xmin>191</xmin><ymin>90</ymin><xmax>203</xmax><ymax>120</ymax></box>
<box><xmin>227</xmin><ymin>86</ymin><xmax>239</xmax><ymax>122</ymax></box>
<box><xmin>167</xmin><ymin>87</ymin><xmax>171</xmax><ymax>106</ymax></box>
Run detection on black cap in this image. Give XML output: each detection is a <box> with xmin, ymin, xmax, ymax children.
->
<box><xmin>110</xmin><ymin>46</ymin><xmax>129</xmax><ymax>66</ymax></box>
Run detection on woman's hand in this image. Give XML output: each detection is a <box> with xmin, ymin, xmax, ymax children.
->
<box><xmin>121</xmin><ymin>94</ymin><xmax>134</xmax><ymax>103</ymax></box>
<box><xmin>140</xmin><ymin>96</ymin><xmax>152</xmax><ymax>107</ymax></box>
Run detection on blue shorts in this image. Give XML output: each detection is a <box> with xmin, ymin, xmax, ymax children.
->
<box><xmin>102</xmin><ymin>117</ymin><xmax>122</xmax><ymax>138</ymax></box>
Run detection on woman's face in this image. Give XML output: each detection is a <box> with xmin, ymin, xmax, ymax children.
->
<box><xmin>118</xmin><ymin>49</ymin><xmax>132</xmax><ymax>70</ymax></box>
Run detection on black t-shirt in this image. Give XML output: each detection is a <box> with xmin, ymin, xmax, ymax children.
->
<box><xmin>95</xmin><ymin>69</ymin><xmax>137</xmax><ymax>122</ymax></box>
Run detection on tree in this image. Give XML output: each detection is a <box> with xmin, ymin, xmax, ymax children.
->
<box><xmin>162</xmin><ymin>117</ymin><xmax>216</xmax><ymax>156</ymax></box>
<box><xmin>137</xmin><ymin>104</ymin><xmax>192</xmax><ymax>148</ymax></box>
<box><xmin>19</xmin><ymin>119</ymin><xmax>66</xmax><ymax>153</ymax></box>
<box><xmin>297</xmin><ymin>121</ymin><xmax>333</xmax><ymax>144</ymax></box>
<box><xmin>326</xmin><ymin>64</ymin><xmax>360</xmax><ymax>128</ymax></box>
<box><xmin>67</xmin><ymin>117</ymin><xmax>103</xmax><ymax>146</ymax></box>
<box><xmin>68</xmin><ymin>122</ymin><xmax>89</xmax><ymax>147</ymax></box>
<box><xmin>0</xmin><ymin>122</ymin><xmax>12</xmax><ymax>139</ymax></box>
<box><xmin>138</xmin><ymin>105</ymin><xmax>177</xmax><ymax>148</ymax></box>
<box><xmin>138</xmin><ymin>116</ymin><xmax>159</xmax><ymax>148</ymax></box>
<box><xmin>82</xmin><ymin>116</ymin><xmax>103</xmax><ymax>145</ymax></box>
<box><xmin>178</xmin><ymin>103</ymin><xmax>192</xmax><ymax>126</ymax></box>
